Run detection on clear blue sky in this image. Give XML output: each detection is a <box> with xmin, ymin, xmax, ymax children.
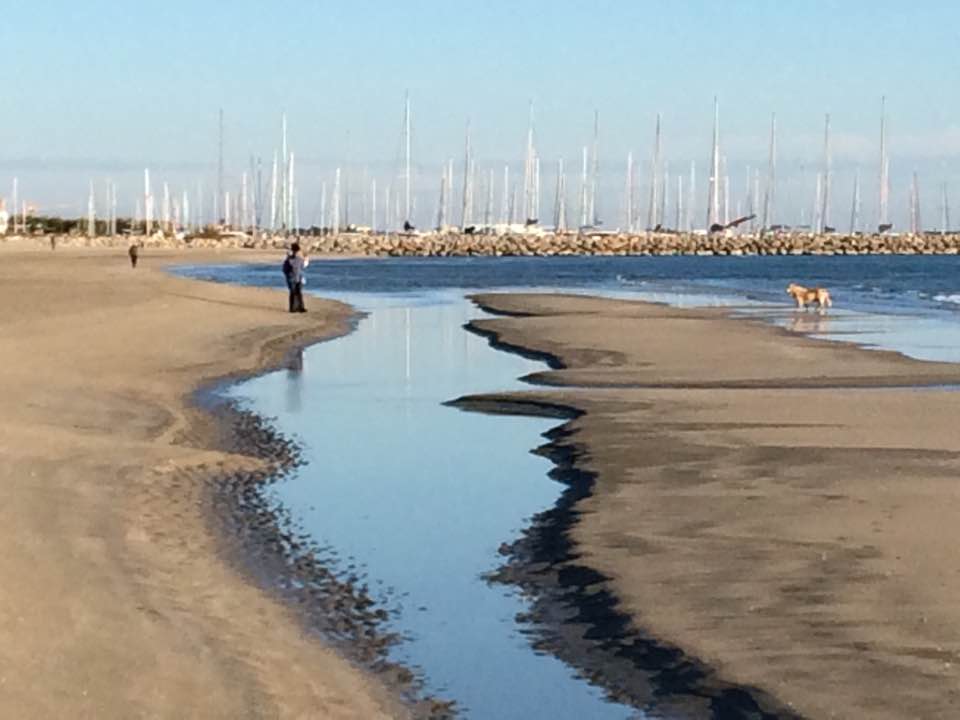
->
<box><xmin>2</xmin><ymin>0</ymin><xmax>959</xmax><ymax>228</ymax></box>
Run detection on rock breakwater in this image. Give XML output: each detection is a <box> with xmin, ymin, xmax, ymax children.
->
<box><xmin>8</xmin><ymin>230</ymin><xmax>960</xmax><ymax>256</ymax></box>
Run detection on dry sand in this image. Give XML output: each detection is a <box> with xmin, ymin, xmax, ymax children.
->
<box><xmin>0</xmin><ymin>248</ymin><xmax>405</xmax><ymax>719</ymax></box>
<box><xmin>467</xmin><ymin>293</ymin><xmax>960</xmax><ymax>720</ymax></box>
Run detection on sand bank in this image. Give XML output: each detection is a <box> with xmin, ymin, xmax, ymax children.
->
<box><xmin>462</xmin><ymin>293</ymin><xmax>960</xmax><ymax>719</ymax></box>
<box><xmin>0</xmin><ymin>248</ymin><xmax>407</xmax><ymax>719</ymax></box>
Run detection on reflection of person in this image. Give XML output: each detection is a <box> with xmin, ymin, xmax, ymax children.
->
<box><xmin>284</xmin><ymin>243</ymin><xmax>307</xmax><ymax>313</ymax></box>
<box><xmin>285</xmin><ymin>348</ymin><xmax>305</xmax><ymax>413</ymax></box>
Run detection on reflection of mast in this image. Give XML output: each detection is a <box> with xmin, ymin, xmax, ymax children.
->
<box><xmin>404</xmin><ymin>307</ymin><xmax>411</xmax><ymax>383</ymax></box>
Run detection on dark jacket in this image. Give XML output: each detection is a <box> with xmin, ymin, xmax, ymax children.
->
<box><xmin>285</xmin><ymin>254</ymin><xmax>305</xmax><ymax>284</ymax></box>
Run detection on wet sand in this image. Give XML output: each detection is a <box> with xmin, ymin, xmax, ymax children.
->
<box><xmin>0</xmin><ymin>248</ymin><xmax>406</xmax><ymax>719</ymax></box>
<box><xmin>464</xmin><ymin>293</ymin><xmax>960</xmax><ymax>719</ymax></box>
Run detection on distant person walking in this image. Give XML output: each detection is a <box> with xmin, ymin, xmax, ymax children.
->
<box><xmin>282</xmin><ymin>242</ymin><xmax>308</xmax><ymax>313</ymax></box>
<box><xmin>128</xmin><ymin>243</ymin><xmax>139</xmax><ymax>268</ymax></box>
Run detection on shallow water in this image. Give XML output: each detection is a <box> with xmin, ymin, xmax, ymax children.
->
<box><xmin>220</xmin><ymin>291</ymin><xmax>639</xmax><ymax>719</ymax></box>
<box><xmin>179</xmin><ymin>254</ymin><xmax>960</xmax><ymax>363</ymax></box>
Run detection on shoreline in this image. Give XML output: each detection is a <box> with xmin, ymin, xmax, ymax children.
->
<box><xmin>0</xmin><ymin>248</ymin><xmax>411</xmax><ymax>719</ymax></box>
<box><xmin>448</xmin><ymin>394</ymin><xmax>798</xmax><ymax>718</ymax></box>
<box><xmin>161</xmin><ymin>257</ymin><xmax>457</xmax><ymax>717</ymax></box>
<box><xmin>456</xmin><ymin>292</ymin><xmax>960</xmax><ymax>719</ymax></box>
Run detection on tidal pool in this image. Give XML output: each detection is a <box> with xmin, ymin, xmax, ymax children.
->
<box><xmin>221</xmin><ymin>290</ymin><xmax>640</xmax><ymax>719</ymax></box>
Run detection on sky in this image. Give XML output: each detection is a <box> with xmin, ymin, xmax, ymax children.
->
<box><xmin>2</xmin><ymin>0</ymin><xmax>959</xmax><ymax>230</ymax></box>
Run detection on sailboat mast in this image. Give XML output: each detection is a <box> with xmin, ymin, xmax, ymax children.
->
<box><xmin>579</xmin><ymin>146</ymin><xmax>589</xmax><ymax>228</ymax></box>
<box><xmin>270</xmin><ymin>152</ymin><xmax>278</xmax><ymax>231</ymax></box>
<box><xmin>437</xmin><ymin>171</ymin><xmax>446</xmax><ymax>229</ymax></box>
<box><xmin>624</xmin><ymin>151</ymin><xmax>634</xmax><ymax>231</ymax></box>
<box><xmin>676</xmin><ymin>174</ymin><xmax>683</xmax><ymax>232</ymax></box>
<box><xmin>216</xmin><ymin>108</ymin><xmax>224</xmax><ymax>226</ymax></box>
<box><xmin>942</xmin><ymin>181</ymin><xmax>950</xmax><ymax>233</ymax></box>
<box><xmin>590</xmin><ymin>109</ymin><xmax>600</xmax><ymax>226</ymax></box>
<box><xmin>879</xmin><ymin>96</ymin><xmax>889</xmax><ymax>229</ymax></box>
<box><xmin>241</xmin><ymin>172</ymin><xmax>248</xmax><ymax>232</ymax></box>
<box><xmin>662</xmin><ymin>162</ymin><xmax>669</xmax><ymax>229</ymax></box>
<box><xmin>523</xmin><ymin>101</ymin><xmax>535</xmax><ymax>222</ymax></box>
<box><xmin>813</xmin><ymin>172</ymin><xmax>823</xmax><ymax>232</ymax></box>
<box><xmin>762</xmin><ymin>113</ymin><xmax>776</xmax><ymax>230</ymax></box>
<box><xmin>722</xmin><ymin>155</ymin><xmax>730</xmax><ymax>226</ymax></box>
<box><xmin>850</xmin><ymin>168</ymin><xmax>861</xmax><ymax>234</ymax></box>
<box><xmin>500</xmin><ymin>164</ymin><xmax>510</xmax><ymax>225</ymax></box>
<box><xmin>911</xmin><ymin>171</ymin><xmax>921</xmax><ymax>234</ymax></box>
<box><xmin>461</xmin><ymin>120</ymin><xmax>472</xmax><ymax>229</ymax></box>
<box><xmin>485</xmin><ymin>168</ymin><xmax>494</xmax><ymax>227</ymax></box>
<box><xmin>144</xmin><ymin>169</ymin><xmax>152</xmax><ymax>234</ymax></box>
<box><xmin>332</xmin><ymin>168</ymin><xmax>341</xmax><ymax>235</ymax></box>
<box><xmin>288</xmin><ymin>152</ymin><xmax>296</xmax><ymax>232</ymax></box>
<box><xmin>707</xmin><ymin>97</ymin><xmax>720</xmax><ymax>229</ymax></box>
<box><xmin>87</xmin><ymin>180</ymin><xmax>95</xmax><ymax>237</ymax></box>
<box><xmin>404</xmin><ymin>92</ymin><xmax>412</xmax><ymax>225</ymax></box>
<box><xmin>821</xmin><ymin>113</ymin><xmax>832</xmax><ymax>232</ymax></box>
<box><xmin>647</xmin><ymin>113</ymin><xmax>661</xmax><ymax>229</ymax></box>
<box><xmin>446</xmin><ymin>159</ymin><xmax>453</xmax><ymax>228</ymax></box>
<box><xmin>280</xmin><ymin>113</ymin><xmax>288</xmax><ymax>231</ymax></box>
<box><xmin>687</xmin><ymin>161</ymin><xmax>696</xmax><ymax>232</ymax></box>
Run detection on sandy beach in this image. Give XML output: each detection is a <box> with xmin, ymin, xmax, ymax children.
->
<box><xmin>0</xmin><ymin>248</ymin><xmax>406</xmax><ymax>719</ymax></box>
<box><xmin>462</xmin><ymin>293</ymin><xmax>960</xmax><ymax>719</ymax></box>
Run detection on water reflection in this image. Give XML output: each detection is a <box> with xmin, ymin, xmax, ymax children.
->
<box><xmin>226</xmin><ymin>293</ymin><xmax>639</xmax><ymax>720</ymax></box>
<box><xmin>284</xmin><ymin>348</ymin><xmax>305</xmax><ymax>414</ymax></box>
<box><xmin>788</xmin><ymin>311</ymin><xmax>832</xmax><ymax>334</ymax></box>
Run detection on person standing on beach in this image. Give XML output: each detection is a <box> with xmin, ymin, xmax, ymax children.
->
<box><xmin>283</xmin><ymin>242</ymin><xmax>308</xmax><ymax>313</ymax></box>
<box><xmin>128</xmin><ymin>242</ymin><xmax>139</xmax><ymax>268</ymax></box>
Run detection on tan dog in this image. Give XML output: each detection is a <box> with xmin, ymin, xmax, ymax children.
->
<box><xmin>786</xmin><ymin>283</ymin><xmax>832</xmax><ymax>310</ymax></box>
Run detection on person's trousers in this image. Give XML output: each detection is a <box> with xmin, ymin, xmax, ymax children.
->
<box><xmin>288</xmin><ymin>281</ymin><xmax>305</xmax><ymax>312</ymax></box>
